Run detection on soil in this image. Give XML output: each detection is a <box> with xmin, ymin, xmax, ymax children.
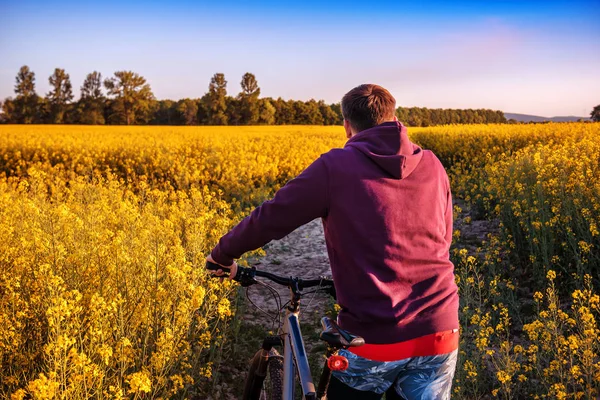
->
<box><xmin>453</xmin><ymin>198</ymin><xmax>500</xmax><ymax>254</ymax></box>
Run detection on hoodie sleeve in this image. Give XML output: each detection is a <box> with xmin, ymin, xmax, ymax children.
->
<box><xmin>211</xmin><ymin>156</ymin><xmax>329</xmax><ymax>266</ymax></box>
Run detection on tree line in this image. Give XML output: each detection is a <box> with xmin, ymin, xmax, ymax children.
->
<box><xmin>396</xmin><ymin>107</ymin><xmax>505</xmax><ymax>126</ymax></box>
<box><xmin>0</xmin><ymin>65</ymin><xmax>509</xmax><ymax>126</ymax></box>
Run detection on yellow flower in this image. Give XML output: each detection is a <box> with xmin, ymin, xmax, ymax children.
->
<box><xmin>513</xmin><ymin>345</ymin><xmax>524</xmax><ymax>354</ymax></box>
<box><xmin>27</xmin><ymin>373</ymin><xmax>60</xmax><ymax>400</ymax></box>
<box><xmin>127</xmin><ymin>371</ymin><xmax>152</xmax><ymax>394</ymax></box>
<box><xmin>10</xmin><ymin>389</ymin><xmax>27</xmax><ymax>400</ymax></box>
<box><xmin>496</xmin><ymin>370</ymin><xmax>512</xmax><ymax>384</ymax></box>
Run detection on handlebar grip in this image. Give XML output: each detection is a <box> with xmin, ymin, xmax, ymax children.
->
<box><xmin>206</xmin><ymin>260</ymin><xmax>231</xmax><ymax>276</ymax></box>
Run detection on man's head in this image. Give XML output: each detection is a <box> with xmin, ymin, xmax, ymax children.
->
<box><xmin>341</xmin><ymin>84</ymin><xmax>397</xmax><ymax>138</ymax></box>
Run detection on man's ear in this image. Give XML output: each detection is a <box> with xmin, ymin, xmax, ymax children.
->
<box><xmin>343</xmin><ymin>119</ymin><xmax>352</xmax><ymax>139</ymax></box>
<box><xmin>393</xmin><ymin>115</ymin><xmax>398</xmax><ymax>121</ymax></box>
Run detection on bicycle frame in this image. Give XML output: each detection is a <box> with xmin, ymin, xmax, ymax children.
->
<box><xmin>282</xmin><ymin>308</ymin><xmax>317</xmax><ymax>400</ymax></box>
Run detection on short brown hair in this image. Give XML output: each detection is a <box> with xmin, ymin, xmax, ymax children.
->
<box><xmin>341</xmin><ymin>84</ymin><xmax>396</xmax><ymax>133</ymax></box>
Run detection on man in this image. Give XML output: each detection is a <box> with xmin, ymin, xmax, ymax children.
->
<box><xmin>208</xmin><ymin>84</ymin><xmax>459</xmax><ymax>399</ymax></box>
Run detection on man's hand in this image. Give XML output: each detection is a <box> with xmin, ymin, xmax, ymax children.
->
<box><xmin>206</xmin><ymin>254</ymin><xmax>238</xmax><ymax>281</ymax></box>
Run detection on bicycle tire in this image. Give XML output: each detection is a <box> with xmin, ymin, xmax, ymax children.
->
<box><xmin>261</xmin><ymin>350</ymin><xmax>283</xmax><ymax>400</ymax></box>
<box><xmin>242</xmin><ymin>348</ymin><xmax>284</xmax><ymax>400</ymax></box>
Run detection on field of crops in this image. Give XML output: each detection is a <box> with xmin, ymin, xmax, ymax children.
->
<box><xmin>1</xmin><ymin>123</ymin><xmax>599</xmax><ymax>399</ymax></box>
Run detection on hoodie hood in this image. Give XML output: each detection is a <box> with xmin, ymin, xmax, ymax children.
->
<box><xmin>345</xmin><ymin>121</ymin><xmax>423</xmax><ymax>179</ymax></box>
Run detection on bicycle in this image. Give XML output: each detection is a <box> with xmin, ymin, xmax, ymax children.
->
<box><xmin>206</xmin><ymin>261</ymin><xmax>365</xmax><ymax>400</ymax></box>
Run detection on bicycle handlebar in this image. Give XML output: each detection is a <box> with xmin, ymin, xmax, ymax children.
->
<box><xmin>206</xmin><ymin>261</ymin><xmax>336</xmax><ymax>297</ymax></box>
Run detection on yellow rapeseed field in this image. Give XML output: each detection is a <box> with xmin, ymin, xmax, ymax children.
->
<box><xmin>1</xmin><ymin>123</ymin><xmax>598</xmax><ymax>399</ymax></box>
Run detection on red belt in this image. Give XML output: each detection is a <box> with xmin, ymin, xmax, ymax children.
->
<box><xmin>348</xmin><ymin>329</ymin><xmax>459</xmax><ymax>362</ymax></box>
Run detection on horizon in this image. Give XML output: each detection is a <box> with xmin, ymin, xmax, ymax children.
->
<box><xmin>1</xmin><ymin>0</ymin><xmax>599</xmax><ymax>118</ymax></box>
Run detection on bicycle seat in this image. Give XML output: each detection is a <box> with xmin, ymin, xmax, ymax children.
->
<box><xmin>320</xmin><ymin>317</ymin><xmax>365</xmax><ymax>348</ymax></box>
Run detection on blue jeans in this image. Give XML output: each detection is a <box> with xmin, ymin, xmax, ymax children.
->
<box><xmin>329</xmin><ymin>349</ymin><xmax>458</xmax><ymax>400</ymax></box>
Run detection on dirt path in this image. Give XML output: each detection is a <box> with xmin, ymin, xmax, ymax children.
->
<box><xmin>453</xmin><ymin>199</ymin><xmax>500</xmax><ymax>255</ymax></box>
<box><xmin>243</xmin><ymin>219</ymin><xmax>332</xmax><ymax>332</ymax></box>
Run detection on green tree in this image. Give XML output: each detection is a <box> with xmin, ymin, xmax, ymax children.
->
<box><xmin>47</xmin><ymin>68</ymin><xmax>74</xmax><ymax>123</ymax></box>
<box><xmin>206</xmin><ymin>73</ymin><xmax>228</xmax><ymax>125</ymax></box>
<box><xmin>405</xmin><ymin>107</ymin><xmax>422</xmax><ymax>127</ymax></box>
<box><xmin>0</xmin><ymin>98</ymin><xmax>14</xmax><ymax>123</ymax></box>
<box><xmin>104</xmin><ymin>71</ymin><xmax>154</xmax><ymax>125</ymax></box>
<box><xmin>197</xmin><ymin>94</ymin><xmax>209</xmax><ymax>124</ymax></box>
<box><xmin>238</xmin><ymin>72</ymin><xmax>260</xmax><ymax>124</ymax></box>
<box><xmin>78</xmin><ymin>71</ymin><xmax>105</xmax><ymax>124</ymax></box>
<box><xmin>330</xmin><ymin>103</ymin><xmax>343</xmax><ymax>124</ymax></box>
<box><xmin>176</xmin><ymin>98</ymin><xmax>199</xmax><ymax>125</ymax></box>
<box><xmin>396</xmin><ymin>106</ymin><xmax>506</xmax><ymax>126</ymax></box>
<box><xmin>81</xmin><ymin>71</ymin><xmax>103</xmax><ymax>100</ymax></box>
<box><xmin>258</xmin><ymin>98</ymin><xmax>276</xmax><ymax>125</ymax></box>
<box><xmin>292</xmin><ymin>100</ymin><xmax>310</xmax><ymax>124</ymax></box>
<box><xmin>448</xmin><ymin>109</ymin><xmax>460</xmax><ymax>124</ymax></box>
<box><xmin>293</xmin><ymin>100</ymin><xmax>323</xmax><ymax>125</ymax></box>
<box><xmin>13</xmin><ymin>66</ymin><xmax>40</xmax><ymax>123</ymax></box>
<box><xmin>591</xmin><ymin>105</ymin><xmax>600</xmax><ymax>122</ymax></box>
<box><xmin>225</xmin><ymin>97</ymin><xmax>241</xmax><ymax>125</ymax></box>
<box><xmin>151</xmin><ymin>100</ymin><xmax>176</xmax><ymax>125</ymax></box>
<box><xmin>318</xmin><ymin>101</ymin><xmax>340</xmax><ymax>125</ymax></box>
<box><xmin>396</xmin><ymin>107</ymin><xmax>408</xmax><ymax>124</ymax></box>
<box><xmin>272</xmin><ymin>98</ymin><xmax>296</xmax><ymax>124</ymax></box>
<box><xmin>15</xmin><ymin>65</ymin><xmax>35</xmax><ymax>97</ymax></box>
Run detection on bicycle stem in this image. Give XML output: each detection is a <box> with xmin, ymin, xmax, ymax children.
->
<box><xmin>288</xmin><ymin>278</ymin><xmax>302</xmax><ymax>312</ymax></box>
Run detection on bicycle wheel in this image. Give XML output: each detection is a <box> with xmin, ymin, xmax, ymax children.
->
<box><xmin>242</xmin><ymin>348</ymin><xmax>283</xmax><ymax>400</ymax></box>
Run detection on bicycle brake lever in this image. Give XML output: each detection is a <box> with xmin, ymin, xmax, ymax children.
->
<box><xmin>235</xmin><ymin>266</ymin><xmax>258</xmax><ymax>287</ymax></box>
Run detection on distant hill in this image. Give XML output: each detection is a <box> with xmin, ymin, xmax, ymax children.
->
<box><xmin>504</xmin><ymin>113</ymin><xmax>590</xmax><ymax>123</ymax></box>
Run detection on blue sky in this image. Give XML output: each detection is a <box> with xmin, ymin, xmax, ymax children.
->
<box><xmin>1</xmin><ymin>0</ymin><xmax>599</xmax><ymax>117</ymax></box>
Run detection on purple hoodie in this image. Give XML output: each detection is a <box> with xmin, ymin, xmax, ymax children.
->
<box><xmin>211</xmin><ymin>121</ymin><xmax>459</xmax><ymax>344</ymax></box>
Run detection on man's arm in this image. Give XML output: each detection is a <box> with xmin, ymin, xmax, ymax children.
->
<box><xmin>210</xmin><ymin>156</ymin><xmax>329</xmax><ymax>266</ymax></box>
